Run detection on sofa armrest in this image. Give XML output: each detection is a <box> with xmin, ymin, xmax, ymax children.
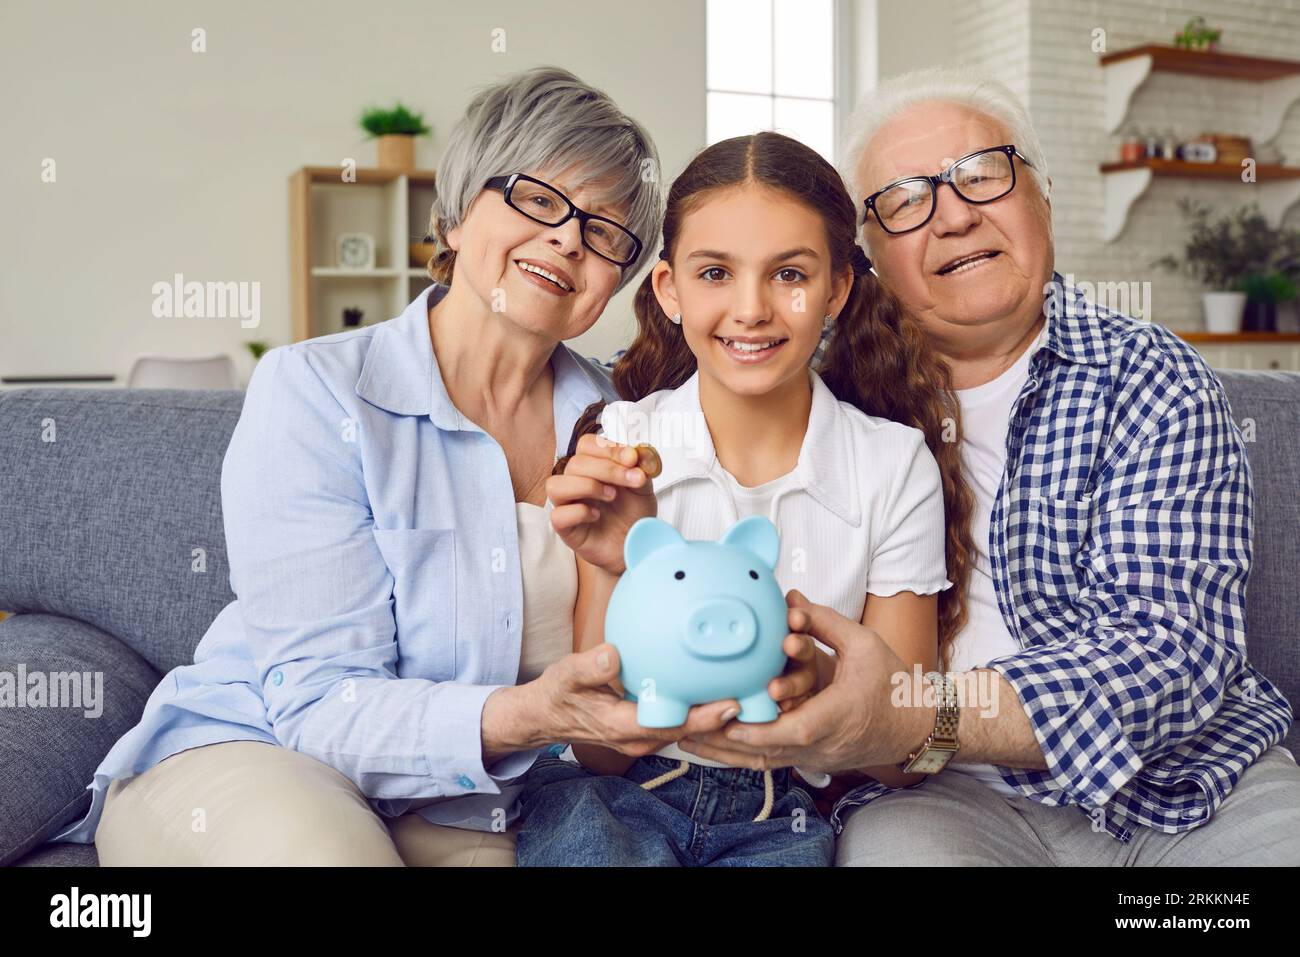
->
<box><xmin>0</xmin><ymin>614</ymin><xmax>159</xmax><ymax>865</ymax></box>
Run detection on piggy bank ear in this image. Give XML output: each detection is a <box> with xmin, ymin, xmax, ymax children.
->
<box><xmin>624</xmin><ymin>517</ymin><xmax>687</xmax><ymax>570</ymax></box>
<box><xmin>720</xmin><ymin>515</ymin><xmax>779</xmax><ymax>570</ymax></box>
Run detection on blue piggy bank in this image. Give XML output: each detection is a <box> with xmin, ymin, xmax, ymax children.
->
<box><xmin>605</xmin><ymin>515</ymin><xmax>789</xmax><ymax>728</ymax></box>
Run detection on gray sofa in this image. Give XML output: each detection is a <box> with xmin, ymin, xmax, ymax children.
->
<box><xmin>2</xmin><ymin>374</ymin><xmax>1297</xmax><ymax>866</ymax></box>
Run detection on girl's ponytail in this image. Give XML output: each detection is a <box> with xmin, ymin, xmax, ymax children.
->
<box><xmin>818</xmin><ymin>271</ymin><xmax>975</xmax><ymax>671</ymax></box>
<box><xmin>554</xmin><ymin>267</ymin><xmax>696</xmax><ymax>474</ymax></box>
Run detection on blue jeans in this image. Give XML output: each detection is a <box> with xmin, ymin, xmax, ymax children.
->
<box><xmin>516</xmin><ymin>754</ymin><xmax>835</xmax><ymax>866</ymax></box>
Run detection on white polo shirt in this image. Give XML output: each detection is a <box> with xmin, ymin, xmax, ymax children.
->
<box><xmin>598</xmin><ymin>366</ymin><xmax>953</xmax><ymax>768</ymax></box>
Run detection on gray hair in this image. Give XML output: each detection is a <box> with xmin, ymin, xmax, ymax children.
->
<box><xmin>839</xmin><ymin>65</ymin><xmax>1050</xmax><ymax>209</ymax></box>
<box><xmin>428</xmin><ymin>66</ymin><xmax>663</xmax><ymax>294</ymax></box>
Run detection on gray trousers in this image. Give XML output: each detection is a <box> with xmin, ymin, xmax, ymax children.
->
<box><xmin>835</xmin><ymin>745</ymin><xmax>1300</xmax><ymax>866</ymax></box>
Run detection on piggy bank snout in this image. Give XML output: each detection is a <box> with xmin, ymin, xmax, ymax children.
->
<box><xmin>682</xmin><ymin>598</ymin><xmax>759</xmax><ymax>659</ymax></box>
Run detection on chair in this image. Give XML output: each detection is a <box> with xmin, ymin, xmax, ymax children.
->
<box><xmin>126</xmin><ymin>354</ymin><xmax>238</xmax><ymax>390</ymax></box>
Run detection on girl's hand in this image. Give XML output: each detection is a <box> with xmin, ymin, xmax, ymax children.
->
<box><xmin>770</xmin><ymin>629</ymin><xmax>831</xmax><ymax>714</ymax></box>
<box><xmin>546</xmin><ymin>433</ymin><xmax>658</xmax><ymax>575</ymax></box>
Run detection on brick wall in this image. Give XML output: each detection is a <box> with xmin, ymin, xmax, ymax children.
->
<box><xmin>953</xmin><ymin>0</ymin><xmax>1300</xmax><ymax>329</ymax></box>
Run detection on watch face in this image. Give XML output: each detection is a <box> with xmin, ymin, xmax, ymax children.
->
<box><xmin>909</xmin><ymin>750</ymin><xmax>952</xmax><ymax>774</ymax></box>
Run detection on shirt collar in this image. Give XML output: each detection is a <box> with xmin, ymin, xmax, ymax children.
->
<box><xmin>356</xmin><ymin>282</ymin><xmax>615</xmax><ymax>452</ymax></box>
<box><xmin>653</xmin><ymin>367</ymin><xmax>861</xmax><ymax>527</ymax></box>
<box><xmin>1038</xmin><ymin>270</ymin><xmax>1113</xmax><ymax>367</ymax></box>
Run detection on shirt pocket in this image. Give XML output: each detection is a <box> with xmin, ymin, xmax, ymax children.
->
<box><xmin>1024</xmin><ymin>493</ymin><xmax>1091</xmax><ymax>612</ymax></box>
<box><xmin>371</xmin><ymin>528</ymin><xmax>457</xmax><ymax>679</ymax></box>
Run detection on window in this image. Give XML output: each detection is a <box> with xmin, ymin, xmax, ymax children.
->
<box><xmin>706</xmin><ymin>0</ymin><xmax>842</xmax><ymax>163</ymax></box>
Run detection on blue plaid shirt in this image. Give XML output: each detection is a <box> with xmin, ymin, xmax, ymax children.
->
<box><xmin>610</xmin><ymin>271</ymin><xmax>1293</xmax><ymax>842</ymax></box>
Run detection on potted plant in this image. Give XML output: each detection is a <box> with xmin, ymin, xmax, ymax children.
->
<box><xmin>1153</xmin><ymin>199</ymin><xmax>1278</xmax><ymax>334</ymax></box>
<box><xmin>1174</xmin><ymin>16</ymin><xmax>1222</xmax><ymax>51</ymax></box>
<box><xmin>1266</xmin><ymin>236</ymin><xmax>1300</xmax><ymax>332</ymax></box>
<box><xmin>410</xmin><ymin>232</ymin><xmax>438</xmax><ymax>269</ymax></box>
<box><xmin>1238</xmin><ymin>273</ymin><xmax>1298</xmax><ymax>333</ymax></box>
<box><xmin>360</xmin><ymin>103</ymin><xmax>431</xmax><ymax>171</ymax></box>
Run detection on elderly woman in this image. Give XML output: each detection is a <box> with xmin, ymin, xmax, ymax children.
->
<box><xmin>48</xmin><ymin>67</ymin><xmax>740</xmax><ymax>866</ymax></box>
<box><xmin>678</xmin><ymin>65</ymin><xmax>1300</xmax><ymax>866</ymax></box>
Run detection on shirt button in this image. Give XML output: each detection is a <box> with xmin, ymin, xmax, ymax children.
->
<box><xmin>456</xmin><ymin>773</ymin><xmax>475</xmax><ymax>790</ymax></box>
<box><xmin>271</xmin><ymin>670</ymin><xmax>283</xmax><ymax>686</ymax></box>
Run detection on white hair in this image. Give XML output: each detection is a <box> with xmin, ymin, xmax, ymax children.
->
<box><xmin>838</xmin><ymin>65</ymin><xmax>1050</xmax><ymax>208</ymax></box>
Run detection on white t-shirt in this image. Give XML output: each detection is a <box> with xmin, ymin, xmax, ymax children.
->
<box><xmin>596</xmin><ymin>367</ymin><xmax>953</xmax><ymax>770</ymax></box>
<box><xmin>945</xmin><ymin>320</ymin><xmax>1049</xmax><ymax>797</ymax></box>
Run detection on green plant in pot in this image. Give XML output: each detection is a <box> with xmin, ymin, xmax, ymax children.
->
<box><xmin>1152</xmin><ymin>199</ymin><xmax>1285</xmax><ymax>334</ymax></box>
<box><xmin>1258</xmin><ymin>230</ymin><xmax>1300</xmax><ymax>332</ymax></box>
<box><xmin>360</xmin><ymin>102</ymin><xmax>431</xmax><ymax>171</ymax></box>
<box><xmin>1238</xmin><ymin>272</ymin><xmax>1298</xmax><ymax>333</ymax></box>
<box><xmin>1174</xmin><ymin>16</ymin><xmax>1222</xmax><ymax>51</ymax></box>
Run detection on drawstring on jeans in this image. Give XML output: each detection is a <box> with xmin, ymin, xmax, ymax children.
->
<box><xmin>640</xmin><ymin>760</ymin><xmax>776</xmax><ymax>823</ymax></box>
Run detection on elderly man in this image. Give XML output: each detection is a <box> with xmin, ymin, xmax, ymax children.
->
<box><xmin>678</xmin><ymin>65</ymin><xmax>1300</xmax><ymax>865</ymax></box>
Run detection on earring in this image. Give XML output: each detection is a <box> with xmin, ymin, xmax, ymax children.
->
<box><xmin>670</xmin><ymin>312</ymin><xmax>682</xmax><ymax>325</ymax></box>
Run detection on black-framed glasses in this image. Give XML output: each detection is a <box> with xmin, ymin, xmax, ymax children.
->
<box><xmin>484</xmin><ymin>173</ymin><xmax>642</xmax><ymax>267</ymax></box>
<box><xmin>861</xmin><ymin>145</ymin><xmax>1034</xmax><ymax>235</ymax></box>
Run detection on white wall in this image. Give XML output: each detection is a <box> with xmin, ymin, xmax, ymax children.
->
<box><xmin>874</xmin><ymin>0</ymin><xmax>959</xmax><ymax>86</ymax></box>
<box><xmin>20</xmin><ymin>2</ymin><xmax>1260</xmax><ymax>381</ymax></box>
<box><xmin>0</xmin><ymin>0</ymin><xmax>707</xmax><ymax>380</ymax></box>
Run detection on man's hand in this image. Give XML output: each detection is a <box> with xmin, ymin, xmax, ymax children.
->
<box><xmin>677</xmin><ymin>590</ymin><xmax>934</xmax><ymax>772</ymax></box>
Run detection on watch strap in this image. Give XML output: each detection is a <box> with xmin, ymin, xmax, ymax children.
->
<box><xmin>900</xmin><ymin>672</ymin><xmax>960</xmax><ymax>774</ymax></box>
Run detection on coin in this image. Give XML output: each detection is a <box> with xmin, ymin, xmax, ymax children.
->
<box><xmin>634</xmin><ymin>443</ymin><xmax>662</xmax><ymax>479</ymax></box>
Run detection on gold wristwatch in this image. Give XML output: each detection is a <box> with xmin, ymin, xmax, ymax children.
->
<box><xmin>900</xmin><ymin>672</ymin><xmax>960</xmax><ymax>774</ymax></box>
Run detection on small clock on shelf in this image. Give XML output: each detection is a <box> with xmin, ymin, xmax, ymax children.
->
<box><xmin>336</xmin><ymin>233</ymin><xmax>376</xmax><ymax>270</ymax></box>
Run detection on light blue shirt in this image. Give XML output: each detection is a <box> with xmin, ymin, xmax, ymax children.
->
<box><xmin>51</xmin><ymin>282</ymin><xmax>617</xmax><ymax>844</ymax></box>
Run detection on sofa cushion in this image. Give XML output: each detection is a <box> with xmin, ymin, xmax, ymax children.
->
<box><xmin>0</xmin><ymin>388</ymin><xmax>244</xmax><ymax>673</ymax></box>
<box><xmin>1216</xmin><ymin>370</ymin><xmax>1300</xmax><ymax>757</ymax></box>
<box><xmin>13</xmin><ymin>841</ymin><xmax>99</xmax><ymax>867</ymax></box>
<box><xmin>0</xmin><ymin>613</ymin><xmax>159</xmax><ymax>866</ymax></box>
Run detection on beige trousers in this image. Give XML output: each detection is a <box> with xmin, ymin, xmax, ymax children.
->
<box><xmin>95</xmin><ymin>740</ymin><xmax>518</xmax><ymax>866</ymax></box>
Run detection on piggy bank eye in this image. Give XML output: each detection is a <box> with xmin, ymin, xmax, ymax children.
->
<box><xmin>674</xmin><ymin>570</ymin><xmax>685</xmax><ymax>580</ymax></box>
<box><xmin>748</xmin><ymin>570</ymin><xmax>758</xmax><ymax>580</ymax></box>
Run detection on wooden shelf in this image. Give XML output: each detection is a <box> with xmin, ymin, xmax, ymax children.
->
<box><xmin>290</xmin><ymin>166</ymin><xmax>438</xmax><ymax>341</ymax></box>
<box><xmin>1100</xmin><ymin>44</ymin><xmax>1300</xmax><ymax>81</ymax></box>
<box><xmin>1174</xmin><ymin>330</ymin><xmax>1300</xmax><ymax>370</ymax></box>
<box><xmin>1100</xmin><ymin>159</ymin><xmax>1300</xmax><ymax>179</ymax></box>
<box><xmin>299</xmin><ymin>166</ymin><xmax>438</xmax><ymax>186</ymax></box>
<box><xmin>1100</xmin><ymin>43</ymin><xmax>1300</xmax><ymax>142</ymax></box>
<box><xmin>309</xmin><ymin>268</ymin><xmax>433</xmax><ymax>279</ymax></box>
<box><xmin>1100</xmin><ymin>159</ymin><xmax>1300</xmax><ymax>241</ymax></box>
<box><xmin>311</xmin><ymin>267</ymin><xmax>400</xmax><ymax>278</ymax></box>
<box><xmin>1175</xmin><ymin>332</ymin><xmax>1300</xmax><ymax>344</ymax></box>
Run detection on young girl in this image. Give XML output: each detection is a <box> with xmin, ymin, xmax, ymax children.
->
<box><xmin>516</xmin><ymin>131</ymin><xmax>974</xmax><ymax>867</ymax></box>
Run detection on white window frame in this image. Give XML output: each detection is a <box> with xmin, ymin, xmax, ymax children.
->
<box><xmin>704</xmin><ymin>0</ymin><xmax>860</xmax><ymax>166</ymax></box>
